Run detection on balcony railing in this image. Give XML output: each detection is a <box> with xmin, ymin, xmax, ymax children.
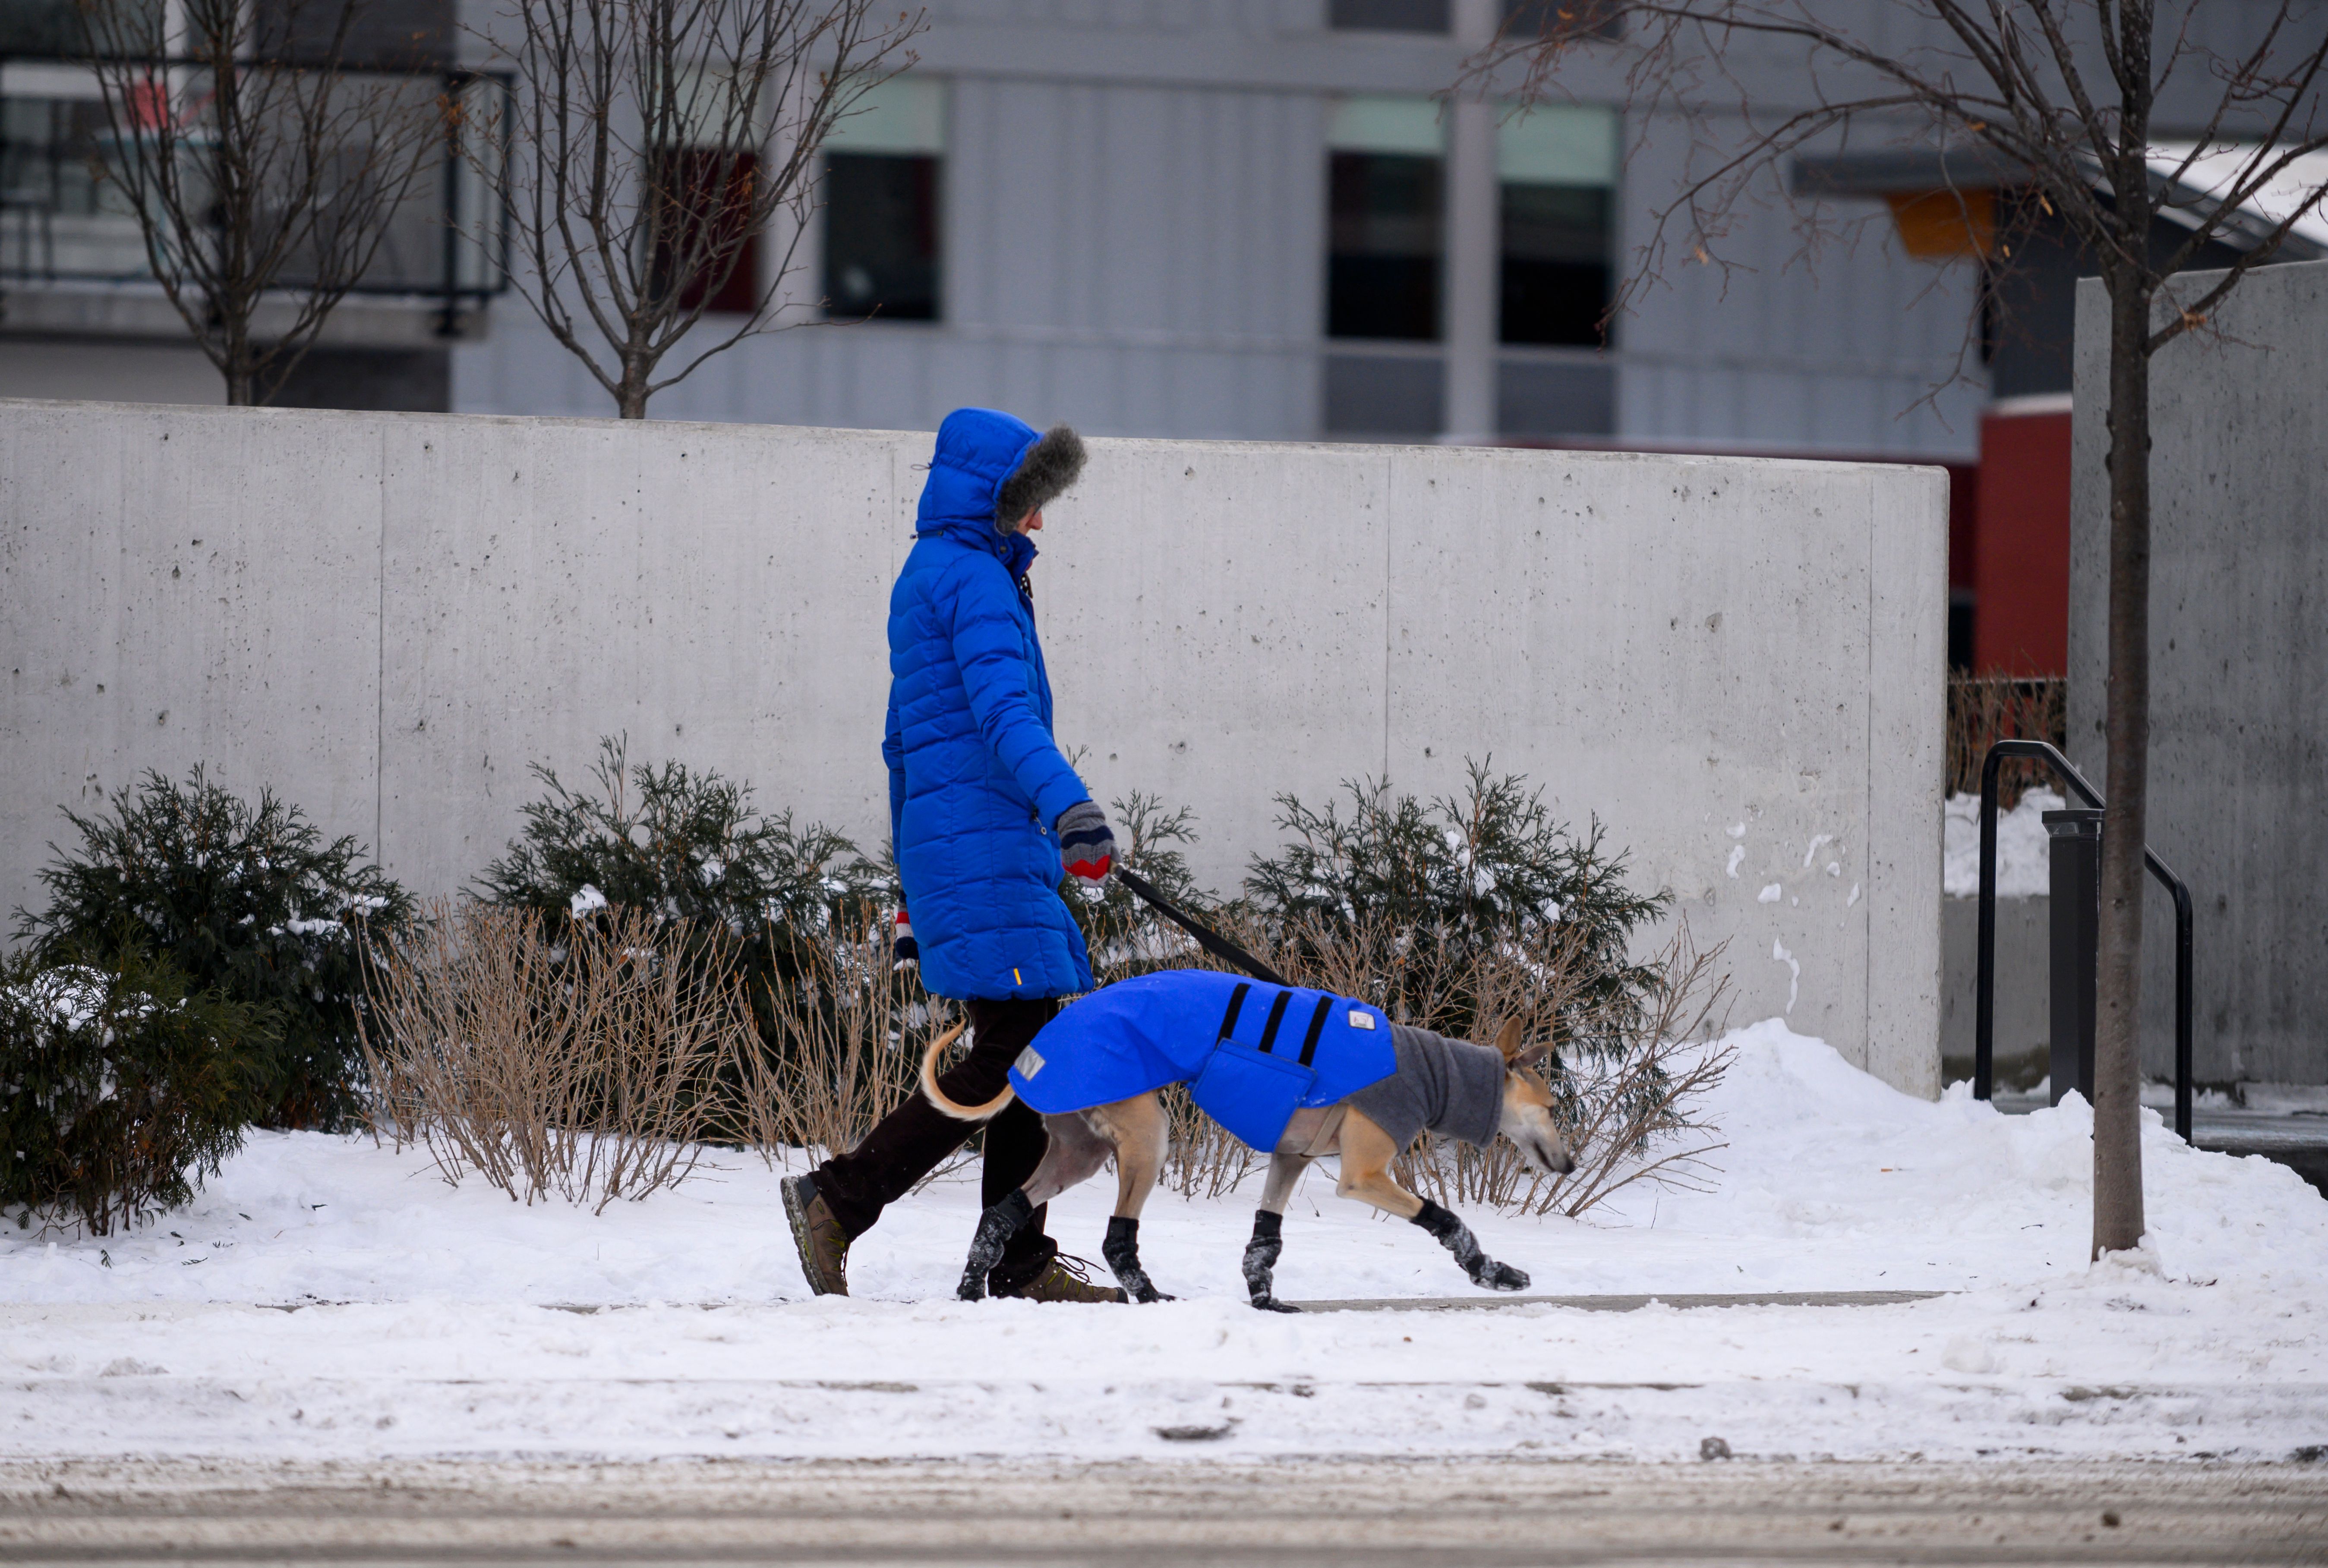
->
<box><xmin>0</xmin><ymin>57</ymin><xmax>510</xmax><ymax>327</ymax></box>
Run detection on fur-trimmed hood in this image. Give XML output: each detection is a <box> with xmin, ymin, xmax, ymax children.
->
<box><xmin>994</xmin><ymin>425</ymin><xmax>1085</xmax><ymax>529</ymax></box>
<box><xmin>912</xmin><ymin>409</ymin><xmax>1086</xmax><ymax>564</ymax></box>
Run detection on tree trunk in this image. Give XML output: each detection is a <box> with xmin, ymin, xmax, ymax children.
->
<box><xmin>2092</xmin><ymin>271</ymin><xmax>2153</xmax><ymax>1259</ymax></box>
<box><xmin>224</xmin><ymin>346</ymin><xmax>255</xmax><ymax>406</ymax></box>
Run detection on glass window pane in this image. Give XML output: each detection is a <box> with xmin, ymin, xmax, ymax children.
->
<box><xmin>1498</xmin><ymin>103</ymin><xmax>1616</xmax><ymax>186</ymax></box>
<box><xmin>1499</xmin><ymin>180</ymin><xmax>1610</xmax><ymax>345</ymax></box>
<box><xmin>1499</xmin><ymin>0</ymin><xmax>1621</xmax><ymax>41</ymax></box>
<box><xmin>1328</xmin><ymin>95</ymin><xmax>1445</xmax><ymax>157</ymax></box>
<box><xmin>823</xmin><ymin>151</ymin><xmax>940</xmax><ymax>321</ymax></box>
<box><xmin>0</xmin><ymin>0</ymin><xmax>133</xmax><ymax>53</ymax></box>
<box><xmin>1497</xmin><ymin>357</ymin><xmax>1614</xmax><ymax>435</ymax></box>
<box><xmin>825</xmin><ymin>75</ymin><xmax>946</xmax><ymax>155</ymax></box>
<box><xmin>650</xmin><ymin>148</ymin><xmax>762</xmax><ymax>316</ymax></box>
<box><xmin>1328</xmin><ymin>150</ymin><xmax>1441</xmax><ymax>341</ymax></box>
<box><xmin>1328</xmin><ymin>0</ymin><xmax>1448</xmax><ymax>33</ymax></box>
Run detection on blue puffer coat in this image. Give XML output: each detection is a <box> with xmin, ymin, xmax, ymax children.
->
<box><xmin>885</xmin><ymin>409</ymin><xmax>1094</xmax><ymax>1001</ymax></box>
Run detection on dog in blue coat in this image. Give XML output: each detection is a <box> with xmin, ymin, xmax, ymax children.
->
<box><xmin>918</xmin><ymin>967</ymin><xmax>1575</xmax><ymax>1308</ymax></box>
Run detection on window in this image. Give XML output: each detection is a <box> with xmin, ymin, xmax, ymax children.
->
<box><xmin>820</xmin><ymin>76</ymin><xmax>943</xmax><ymax>322</ymax></box>
<box><xmin>651</xmin><ymin>148</ymin><xmax>761</xmax><ymax>316</ymax></box>
<box><xmin>1498</xmin><ymin>0</ymin><xmax>1622</xmax><ymax>41</ymax></box>
<box><xmin>1327</xmin><ymin>96</ymin><xmax>1444</xmax><ymax>342</ymax></box>
<box><xmin>1</xmin><ymin>96</ymin><xmax>114</xmax><ymax>220</ymax></box>
<box><xmin>1327</xmin><ymin>0</ymin><xmax>1448</xmax><ymax>32</ymax></box>
<box><xmin>1</xmin><ymin>85</ymin><xmax>151</xmax><ymax>284</ymax></box>
<box><xmin>646</xmin><ymin>68</ymin><xmax>770</xmax><ymax>317</ymax></box>
<box><xmin>1498</xmin><ymin>104</ymin><xmax>1615</xmax><ymax>346</ymax></box>
<box><xmin>0</xmin><ymin>0</ymin><xmax>113</xmax><ymax>55</ymax></box>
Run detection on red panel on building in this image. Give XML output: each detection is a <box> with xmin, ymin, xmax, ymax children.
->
<box><xmin>1973</xmin><ymin>397</ymin><xmax>2074</xmax><ymax>676</ymax></box>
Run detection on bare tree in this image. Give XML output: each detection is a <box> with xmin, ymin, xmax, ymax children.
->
<box><xmin>77</xmin><ymin>0</ymin><xmax>451</xmax><ymax>405</ymax></box>
<box><xmin>1489</xmin><ymin>2</ymin><xmax>2328</xmax><ymax>1258</ymax></box>
<box><xmin>470</xmin><ymin>0</ymin><xmax>923</xmax><ymax>418</ymax></box>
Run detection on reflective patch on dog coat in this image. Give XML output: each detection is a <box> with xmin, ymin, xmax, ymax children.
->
<box><xmin>1015</xmin><ymin>1046</ymin><xmax>1045</xmax><ymax>1079</ymax></box>
<box><xmin>1348</xmin><ymin>1010</ymin><xmax>1375</xmax><ymax>1029</ymax></box>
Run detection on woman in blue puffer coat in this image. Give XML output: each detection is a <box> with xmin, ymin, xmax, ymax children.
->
<box><xmin>782</xmin><ymin>407</ymin><xmax>1125</xmax><ymax>1303</ymax></box>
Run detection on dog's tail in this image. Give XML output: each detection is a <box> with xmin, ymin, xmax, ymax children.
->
<box><xmin>920</xmin><ymin>1022</ymin><xmax>1015</xmax><ymax>1122</ymax></box>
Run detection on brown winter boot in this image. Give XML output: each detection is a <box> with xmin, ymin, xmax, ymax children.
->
<box><xmin>782</xmin><ymin>1174</ymin><xmax>850</xmax><ymax>1297</ymax></box>
<box><xmin>993</xmin><ymin>1253</ymin><xmax>1129</xmax><ymax>1304</ymax></box>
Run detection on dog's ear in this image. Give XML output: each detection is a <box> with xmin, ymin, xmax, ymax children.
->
<box><xmin>1495</xmin><ymin>1017</ymin><xmax>1551</xmax><ymax>1069</ymax></box>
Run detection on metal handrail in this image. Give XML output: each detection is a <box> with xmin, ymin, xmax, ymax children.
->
<box><xmin>1974</xmin><ymin>739</ymin><xmax>2196</xmax><ymax>1142</ymax></box>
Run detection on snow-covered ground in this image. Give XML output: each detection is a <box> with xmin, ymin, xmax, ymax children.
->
<box><xmin>6</xmin><ymin>1020</ymin><xmax>2326</xmax><ymax>1463</ymax></box>
<box><xmin>1943</xmin><ymin>787</ymin><xmax>2064</xmax><ymax>898</ymax></box>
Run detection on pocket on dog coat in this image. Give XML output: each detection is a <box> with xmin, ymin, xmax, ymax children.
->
<box><xmin>1191</xmin><ymin>1036</ymin><xmax>1316</xmax><ymax>1151</ymax></box>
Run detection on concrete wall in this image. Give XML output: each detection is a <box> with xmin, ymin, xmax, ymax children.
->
<box><xmin>2069</xmin><ymin>259</ymin><xmax>2328</xmax><ymax>1085</ymax></box>
<box><xmin>1</xmin><ymin>398</ymin><xmax>1947</xmax><ymax>1092</ymax></box>
<box><xmin>1940</xmin><ymin>895</ymin><xmax>2049</xmax><ymax>1088</ymax></box>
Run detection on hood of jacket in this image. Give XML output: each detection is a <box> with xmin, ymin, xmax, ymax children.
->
<box><xmin>916</xmin><ymin>406</ymin><xmax>1041</xmax><ymax>577</ymax></box>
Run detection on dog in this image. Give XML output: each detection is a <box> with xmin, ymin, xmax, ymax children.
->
<box><xmin>917</xmin><ymin>967</ymin><xmax>1575</xmax><ymax>1309</ymax></box>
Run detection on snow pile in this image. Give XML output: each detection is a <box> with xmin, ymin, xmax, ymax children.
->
<box><xmin>1943</xmin><ymin>788</ymin><xmax>2064</xmax><ymax>898</ymax></box>
<box><xmin>5</xmin><ymin>1020</ymin><xmax>2325</xmax><ymax>1463</ymax></box>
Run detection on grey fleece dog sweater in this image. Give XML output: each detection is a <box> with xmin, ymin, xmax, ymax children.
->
<box><xmin>1347</xmin><ymin>1023</ymin><xmax>1506</xmax><ymax>1148</ymax></box>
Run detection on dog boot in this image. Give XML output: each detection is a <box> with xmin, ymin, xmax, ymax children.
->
<box><xmin>1243</xmin><ymin>1210</ymin><xmax>1300</xmax><ymax>1312</ymax></box>
<box><xmin>782</xmin><ymin>1174</ymin><xmax>850</xmax><ymax>1297</ymax></box>
<box><xmin>1099</xmin><ymin>1217</ymin><xmax>1173</xmax><ymax>1304</ymax></box>
<box><xmin>994</xmin><ymin>1253</ymin><xmax>1130</xmax><ymax>1304</ymax></box>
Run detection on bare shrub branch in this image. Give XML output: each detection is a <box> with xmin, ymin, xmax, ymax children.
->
<box><xmin>361</xmin><ymin>900</ymin><xmax>751</xmax><ymax>1211</ymax></box>
<box><xmin>737</xmin><ymin>906</ymin><xmax>959</xmax><ymax>1171</ymax></box>
<box><xmin>1946</xmin><ymin>672</ymin><xmax>2066</xmax><ymax>806</ymax></box>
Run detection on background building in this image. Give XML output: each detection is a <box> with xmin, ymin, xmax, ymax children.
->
<box><xmin>4</xmin><ymin>0</ymin><xmax>2319</xmax><ymax>671</ymax></box>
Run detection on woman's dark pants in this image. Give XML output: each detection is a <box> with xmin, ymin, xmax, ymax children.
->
<box><xmin>806</xmin><ymin>996</ymin><xmax>1059</xmax><ymax>1292</ymax></box>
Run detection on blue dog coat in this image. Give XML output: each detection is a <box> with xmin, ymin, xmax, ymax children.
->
<box><xmin>1007</xmin><ymin>969</ymin><xmax>1397</xmax><ymax>1152</ymax></box>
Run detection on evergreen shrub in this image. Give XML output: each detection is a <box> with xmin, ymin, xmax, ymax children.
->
<box><xmin>1236</xmin><ymin>761</ymin><xmax>1729</xmax><ymax>1218</ymax></box>
<box><xmin>473</xmin><ymin>738</ymin><xmax>893</xmax><ymax>1135</ymax></box>
<box><xmin>476</xmin><ymin>736</ymin><xmax>890</xmax><ymax>938</ymax></box>
<box><xmin>15</xmin><ymin>769</ymin><xmax>412</xmax><ymax>1129</ymax></box>
<box><xmin>1242</xmin><ymin>759</ymin><xmax>1672</xmax><ymax>1051</ymax></box>
<box><xmin>1</xmin><ymin>946</ymin><xmax>270</xmax><ymax>1235</ymax></box>
<box><xmin>475</xmin><ymin>735</ymin><xmax>888</xmax><ymax>985</ymax></box>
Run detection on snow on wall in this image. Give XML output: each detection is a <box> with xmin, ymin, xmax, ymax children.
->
<box><xmin>0</xmin><ymin>400</ymin><xmax>1946</xmax><ymax>1092</ymax></box>
<box><xmin>1942</xmin><ymin>788</ymin><xmax>2063</xmax><ymax>899</ymax></box>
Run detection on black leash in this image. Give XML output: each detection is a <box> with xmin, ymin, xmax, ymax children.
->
<box><xmin>1113</xmin><ymin>866</ymin><xmax>1293</xmax><ymax>989</ymax></box>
